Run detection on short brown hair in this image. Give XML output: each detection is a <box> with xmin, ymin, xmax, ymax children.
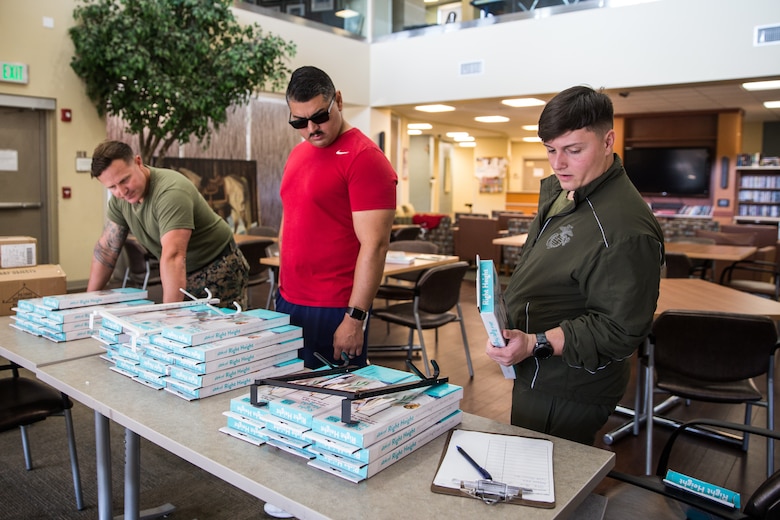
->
<box><xmin>538</xmin><ymin>86</ymin><xmax>613</xmax><ymax>143</ymax></box>
<box><xmin>91</xmin><ymin>140</ymin><xmax>134</xmax><ymax>178</ymax></box>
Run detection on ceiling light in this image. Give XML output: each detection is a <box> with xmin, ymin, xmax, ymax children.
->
<box><xmin>743</xmin><ymin>80</ymin><xmax>780</xmax><ymax>91</ymax></box>
<box><xmin>415</xmin><ymin>104</ymin><xmax>455</xmax><ymax>113</ymax></box>
<box><xmin>522</xmin><ymin>124</ymin><xmax>538</xmax><ymax>131</ymax></box>
<box><xmin>459</xmin><ymin>142</ymin><xmax>476</xmax><ymax>147</ymax></box>
<box><xmin>446</xmin><ymin>131</ymin><xmax>470</xmax><ymax>138</ymax></box>
<box><xmin>522</xmin><ymin>137</ymin><xmax>542</xmax><ymax>143</ymax></box>
<box><xmin>335</xmin><ymin>9</ymin><xmax>360</xmax><ymax>18</ymax></box>
<box><xmin>407</xmin><ymin>123</ymin><xmax>432</xmax><ymax>130</ymax></box>
<box><xmin>501</xmin><ymin>98</ymin><xmax>546</xmax><ymax>108</ymax></box>
<box><xmin>764</xmin><ymin>100</ymin><xmax>780</xmax><ymax>109</ymax></box>
<box><xmin>407</xmin><ymin>129</ymin><xmax>423</xmax><ymax>135</ymax></box>
<box><xmin>453</xmin><ymin>135</ymin><xmax>475</xmax><ymax>142</ymax></box>
<box><xmin>475</xmin><ymin>116</ymin><xmax>509</xmax><ymax>123</ymax></box>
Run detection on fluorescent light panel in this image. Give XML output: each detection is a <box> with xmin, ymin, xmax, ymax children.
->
<box><xmin>522</xmin><ymin>124</ymin><xmax>538</xmax><ymax>131</ymax></box>
<box><xmin>415</xmin><ymin>104</ymin><xmax>455</xmax><ymax>113</ymax></box>
<box><xmin>407</xmin><ymin>123</ymin><xmax>432</xmax><ymax>130</ymax></box>
<box><xmin>522</xmin><ymin>137</ymin><xmax>542</xmax><ymax>142</ymax></box>
<box><xmin>407</xmin><ymin>129</ymin><xmax>423</xmax><ymax>135</ymax></box>
<box><xmin>501</xmin><ymin>97</ymin><xmax>546</xmax><ymax>108</ymax></box>
<box><xmin>475</xmin><ymin>115</ymin><xmax>509</xmax><ymax>123</ymax></box>
<box><xmin>743</xmin><ymin>80</ymin><xmax>780</xmax><ymax>91</ymax></box>
<box><xmin>335</xmin><ymin>9</ymin><xmax>360</xmax><ymax>18</ymax></box>
<box><xmin>764</xmin><ymin>100</ymin><xmax>780</xmax><ymax>109</ymax></box>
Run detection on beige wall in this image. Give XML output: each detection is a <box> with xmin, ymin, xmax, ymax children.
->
<box><xmin>2</xmin><ymin>0</ymin><xmax>777</xmax><ymax>286</ymax></box>
<box><xmin>0</xmin><ymin>1</ymin><xmax>373</xmax><ymax>287</ymax></box>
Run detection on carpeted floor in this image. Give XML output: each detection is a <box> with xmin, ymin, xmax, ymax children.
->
<box><xmin>0</xmin><ymin>386</ymin><xmax>266</xmax><ymax>520</ymax></box>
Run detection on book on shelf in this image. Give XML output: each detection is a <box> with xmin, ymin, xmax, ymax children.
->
<box><xmin>476</xmin><ymin>255</ymin><xmax>516</xmax><ymax>379</ymax></box>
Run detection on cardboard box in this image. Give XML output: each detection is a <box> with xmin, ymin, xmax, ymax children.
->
<box><xmin>0</xmin><ymin>264</ymin><xmax>66</xmax><ymax>316</ymax></box>
<box><xmin>0</xmin><ymin>236</ymin><xmax>37</xmax><ymax>268</ymax></box>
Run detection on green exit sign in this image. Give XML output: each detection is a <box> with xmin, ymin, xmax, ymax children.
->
<box><xmin>1</xmin><ymin>62</ymin><xmax>29</xmax><ymax>84</ymax></box>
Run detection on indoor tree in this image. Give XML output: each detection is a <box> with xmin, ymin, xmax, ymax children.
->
<box><xmin>69</xmin><ymin>0</ymin><xmax>296</xmax><ymax>164</ymax></box>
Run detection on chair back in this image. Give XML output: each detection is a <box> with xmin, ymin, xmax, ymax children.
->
<box><xmin>247</xmin><ymin>226</ymin><xmax>278</xmax><ymax>237</ymax></box>
<box><xmin>663</xmin><ymin>252</ymin><xmax>693</xmax><ymax>278</ymax></box>
<box><xmin>652</xmin><ymin>310</ymin><xmax>778</xmax><ymax>382</ymax></box>
<box><xmin>388</xmin><ymin>240</ymin><xmax>439</xmax><ymax>254</ymax></box>
<box><xmin>122</xmin><ymin>237</ymin><xmax>161</xmax><ymax>289</ymax></box>
<box><xmin>415</xmin><ymin>261</ymin><xmax>469</xmax><ymax>314</ymax></box>
<box><xmin>238</xmin><ymin>238</ymin><xmax>275</xmax><ymax>278</ymax></box>
<box><xmin>390</xmin><ymin>226</ymin><xmax>422</xmax><ymax>242</ymax></box>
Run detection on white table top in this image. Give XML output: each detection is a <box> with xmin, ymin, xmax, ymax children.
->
<box><xmin>36</xmin><ymin>353</ymin><xmax>615</xmax><ymax>520</ymax></box>
<box><xmin>0</xmin><ymin>316</ymin><xmax>105</xmax><ymax>371</ymax></box>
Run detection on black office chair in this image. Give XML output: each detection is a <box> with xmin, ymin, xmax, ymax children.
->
<box><xmin>606</xmin><ymin>419</ymin><xmax>780</xmax><ymax>520</ymax></box>
<box><xmin>390</xmin><ymin>225</ymin><xmax>421</xmax><ymax>242</ymax></box>
<box><xmin>0</xmin><ymin>362</ymin><xmax>84</xmax><ymax>510</ymax></box>
<box><xmin>371</xmin><ymin>261</ymin><xmax>473</xmax><ymax>378</ymax></box>
<box><xmin>642</xmin><ymin>310</ymin><xmax>779</xmax><ymax>477</ymax></box>
<box><xmin>121</xmin><ymin>236</ymin><xmax>161</xmax><ymax>290</ymax></box>
<box><xmin>721</xmin><ymin>260</ymin><xmax>780</xmax><ymax>300</ymax></box>
<box><xmin>663</xmin><ymin>252</ymin><xmax>694</xmax><ymax>278</ymax></box>
<box><xmin>237</xmin><ymin>238</ymin><xmax>276</xmax><ymax>310</ymax></box>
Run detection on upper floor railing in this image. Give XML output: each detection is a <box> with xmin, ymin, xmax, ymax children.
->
<box><xmin>237</xmin><ymin>0</ymin><xmax>612</xmax><ymax>42</ymax></box>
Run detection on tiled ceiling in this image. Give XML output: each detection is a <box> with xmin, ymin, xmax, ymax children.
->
<box><xmin>384</xmin><ymin>80</ymin><xmax>780</xmax><ymax>143</ymax></box>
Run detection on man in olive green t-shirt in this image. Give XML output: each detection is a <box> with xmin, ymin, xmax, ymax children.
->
<box><xmin>86</xmin><ymin>140</ymin><xmax>249</xmax><ymax>308</ymax></box>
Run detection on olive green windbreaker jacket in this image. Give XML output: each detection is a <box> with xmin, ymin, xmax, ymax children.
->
<box><xmin>504</xmin><ymin>154</ymin><xmax>664</xmax><ymax>405</ymax></box>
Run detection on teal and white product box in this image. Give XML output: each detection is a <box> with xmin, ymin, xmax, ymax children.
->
<box><xmin>41</xmin><ymin>299</ymin><xmax>153</xmax><ymax>325</ymax></box>
<box><xmin>305</xmin><ymin>401</ymin><xmax>461</xmax><ymax>464</ymax></box>
<box><xmin>267</xmin><ymin>365</ymin><xmax>418</xmax><ymax>428</ymax></box>
<box><xmin>663</xmin><ymin>469</ymin><xmax>741</xmax><ymax>508</ymax></box>
<box><xmin>41</xmin><ymin>327</ymin><xmax>95</xmax><ymax>343</ymax></box>
<box><xmin>9</xmin><ymin>316</ymin><xmax>43</xmax><ymax>336</ymax></box>
<box><xmin>164</xmin><ymin>358</ymin><xmax>303</xmax><ymax>400</ymax></box>
<box><xmin>100</xmin><ymin>304</ymin><xmax>222</xmax><ymax>335</ymax></box>
<box><xmin>171</xmin><ymin>338</ymin><xmax>301</xmax><ymax>375</ymax></box>
<box><xmin>155</xmin><ymin>326</ymin><xmax>302</xmax><ymax>363</ymax></box>
<box><xmin>229</xmin><ymin>388</ymin><xmax>296</xmax><ymax>423</ymax></box>
<box><xmin>263</xmin><ymin>412</ymin><xmax>312</xmax><ymax>442</ymax></box>
<box><xmin>309</xmin><ymin>382</ymin><xmax>463</xmax><ymax>448</ymax></box>
<box><xmin>168</xmin><ymin>352</ymin><xmax>297</xmax><ymax>388</ymax></box>
<box><xmin>265</xmin><ymin>430</ymin><xmax>317</xmax><ymax>460</ymax></box>
<box><xmin>221</xmin><ymin>411</ymin><xmax>268</xmax><ymax>444</ymax></box>
<box><xmin>476</xmin><ymin>256</ymin><xmax>516</xmax><ymax>380</ymax></box>
<box><xmin>160</xmin><ymin>308</ymin><xmax>290</xmax><ymax>346</ymax></box>
<box><xmin>308</xmin><ymin>410</ymin><xmax>462</xmax><ymax>482</ymax></box>
<box><xmin>42</xmin><ymin>287</ymin><xmax>148</xmax><ymax>310</ymax></box>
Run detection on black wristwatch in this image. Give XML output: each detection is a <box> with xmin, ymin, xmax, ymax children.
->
<box><xmin>533</xmin><ymin>332</ymin><xmax>554</xmax><ymax>360</ymax></box>
<box><xmin>346</xmin><ymin>306</ymin><xmax>368</xmax><ymax>321</ymax></box>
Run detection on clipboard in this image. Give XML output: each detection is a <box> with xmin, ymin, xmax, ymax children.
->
<box><xmin>430</xmin><ymin>429</ymin><xmax>556</xmax><ymax>508</ymax></box>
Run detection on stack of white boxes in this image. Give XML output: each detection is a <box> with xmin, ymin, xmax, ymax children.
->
<box><xmin>221</xmin><ymin>364</ymin><xmax>463</xmax><ymax>482</ymax></box>
<box><xmin>11</xmin><ymin>287</ymin><xmax>151</xmax><ymax>342</ymax></box>
<box><xmin>94</xmin><ymin>304</ymin><xmax>304</xmax><ymax>400</ymax></box>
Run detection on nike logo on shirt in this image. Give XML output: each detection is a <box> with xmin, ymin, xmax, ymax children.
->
<box><xmin>336</xmin><ymin>150</ymin><xmax>349</xmax><ymax>155</ymax></box>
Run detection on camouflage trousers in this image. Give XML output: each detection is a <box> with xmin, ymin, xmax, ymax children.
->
<box><xmin>185</xmin><ymin>241</ymin><xmax>249</xmax><ymax>310</ymax></box>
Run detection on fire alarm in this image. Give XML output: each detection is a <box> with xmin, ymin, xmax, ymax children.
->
<box><xmin>61</xmin><ymin>109</ymin><xmax>72</xmax><ymax>122</ymax></box>
<box><xmin>62</xmin><ymin>187</ymin><xmax>72</xmax><ymax>199</ymax></box>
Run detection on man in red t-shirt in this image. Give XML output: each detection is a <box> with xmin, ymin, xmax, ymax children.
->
<box><xmin>277</xmin><ymin>66</ymin><xmax>398</xmax><ymax>370</ymax></box>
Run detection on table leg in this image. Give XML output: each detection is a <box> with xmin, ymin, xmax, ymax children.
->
<box><xmin>95</xmin><ymin>411</ymin><xmax>113</xmax><ymax>520</ymax></box>
<box><xmin>125</xmin><ymin>429</ymin><xmax>140</xmax><ymax>520</ymax></box>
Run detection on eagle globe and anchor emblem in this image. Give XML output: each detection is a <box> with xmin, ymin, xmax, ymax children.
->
<box><xmin>546</xmin><ymin>225</ymin><xmax>573</xmax><ymax>249</ymax></box>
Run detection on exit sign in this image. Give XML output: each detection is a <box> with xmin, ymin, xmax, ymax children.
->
<box><xmin>1</xmin><ymin>62</ymin><xmax>28</xmax><ymax>84</ymax></box>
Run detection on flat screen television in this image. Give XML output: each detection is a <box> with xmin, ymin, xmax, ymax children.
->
<box><xmin>623</xmin><ymin>147</ymin><xmax>713</xmax><ymax>198</ymax></box>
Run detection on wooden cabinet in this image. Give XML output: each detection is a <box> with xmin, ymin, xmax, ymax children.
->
<box><xmin>735</xmin><ymin>166</ymin><xmax>780</xmax><ymax>223</ymax></box>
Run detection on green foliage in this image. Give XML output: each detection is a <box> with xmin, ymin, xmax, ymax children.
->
<box><xmin>69</xmin><ymin>0</ymin><xmax>296</xmax><ymax>163</ymax></box>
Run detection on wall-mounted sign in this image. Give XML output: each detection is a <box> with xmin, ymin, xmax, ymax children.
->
<box><xmin>1</xmin><ymin>62</ymin><xmax>29</xmax><ymax>84</ymax></box>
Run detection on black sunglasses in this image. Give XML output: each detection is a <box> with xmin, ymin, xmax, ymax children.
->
<box><xmin>288</xmin><ymin>96</ymin><xmax>336</xmax><ymax>129</ymax></box>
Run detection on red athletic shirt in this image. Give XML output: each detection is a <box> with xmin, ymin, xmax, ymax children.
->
<box><xmin>279</xmin><ymin>128</ymin><xmax>398</xmax><ymax>307</ymax></box>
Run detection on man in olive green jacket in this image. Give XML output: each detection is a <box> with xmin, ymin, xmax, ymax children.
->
<box><xmin>486</xmin><ymin>86</ymin><xmax>664</xmax><ymax>445</ymax></box>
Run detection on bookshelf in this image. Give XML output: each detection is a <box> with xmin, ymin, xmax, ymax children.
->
<box><xmin>735</xmin><ymin>166</ymin><xmax>780</xmax><ymax>223</ymax></box>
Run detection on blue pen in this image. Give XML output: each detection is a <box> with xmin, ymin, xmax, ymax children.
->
<box><xmin>456</xmin><ymin>445</ymin><xmax>492</xmax><ymax>480</ymax></box>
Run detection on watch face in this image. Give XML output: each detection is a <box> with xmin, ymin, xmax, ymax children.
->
<box><xmin>533</xmin><ymin>343</ymin><xmax>553</xmax><ymax>360</ymax></box>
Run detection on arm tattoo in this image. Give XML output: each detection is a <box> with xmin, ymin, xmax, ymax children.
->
<box><xmin>93</xmin><ymin>223</ymin><xmax>129</xmax><ymax>270</ymax></box>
